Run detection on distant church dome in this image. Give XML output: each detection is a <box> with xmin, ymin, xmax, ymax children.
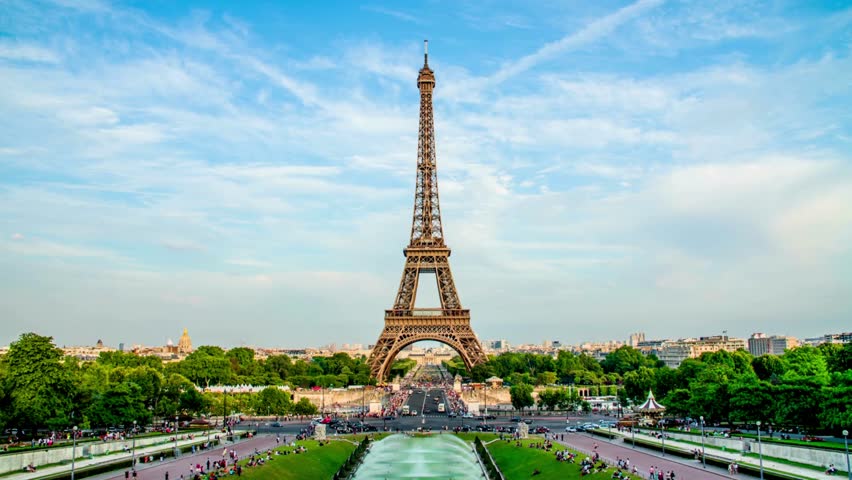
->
<box><xmin>178</xmin><ymin>328</ymin><xmax>193</xmax><ymax>354</ymax></box>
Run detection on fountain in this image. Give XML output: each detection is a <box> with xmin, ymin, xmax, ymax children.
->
<box><xmin>352</xmin><ymin>434</ymin><xmax>485</xmax><ymax>479</ymax></box>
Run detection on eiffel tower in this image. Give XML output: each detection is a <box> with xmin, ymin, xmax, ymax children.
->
<box><xmin>368</xmin><ymin>41</ymin><xmax>487</xmax><ymax>382</ymax></box>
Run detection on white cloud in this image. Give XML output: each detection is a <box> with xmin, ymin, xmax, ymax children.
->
<box><xmin>0</xmin><ymin>41</ymin><xmax>60</xmax><ymax>63</ymax></box>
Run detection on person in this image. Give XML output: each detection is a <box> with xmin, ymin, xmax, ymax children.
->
<box><xmin>827</xmin><ymin>464</ymin><xmax>837</xmax><ymax>475</ymax></box>
<box><xmin>165</xmin><ymin>473</ymin><xmax>169</xmax><ymax>480</ymax></box>
<box><xmin>125</xmin><ymin>471</ymin><xmax>130</xmax><ymax>479</ymax></box>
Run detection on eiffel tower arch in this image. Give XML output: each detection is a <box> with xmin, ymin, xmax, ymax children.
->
<box><xmin>369</xmin><ymin>41</ymin><xmax>487</xmax><ymax>382</ymax></box>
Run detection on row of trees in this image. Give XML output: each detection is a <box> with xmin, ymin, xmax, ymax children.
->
<box><xmin>448</xmin><ymin>343</ymin><xmax>852</xmax><ymax>432</ymax></box>
<box><xmin>0</xmin><ymin>333</ymin><xmax>383</xmax><ymax>434</ymax></box>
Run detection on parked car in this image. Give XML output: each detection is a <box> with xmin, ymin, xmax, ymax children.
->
<box><xmin>565</xmin><ymin>426</ymin><xmax>577</xmax><ymax>432</ymax></box>
<box><xmin>534</xmin><ymin>426</ymin><xmax>550</xmax><ymax>434</ymax></box>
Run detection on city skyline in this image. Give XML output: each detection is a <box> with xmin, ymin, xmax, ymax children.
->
<box><xmin>2</xmin><ymin>1</ymin><xmax>851</xmax><ymax>347</ymax></box>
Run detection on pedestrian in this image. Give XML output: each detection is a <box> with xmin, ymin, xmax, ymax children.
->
<box><xmin>132</xmin><ymin>469</ymin><xmax>137</xmax><ymax>478</ymax></box>
<box><xmin>165</xmin><ymin>473</ymin><xmax>169</xmax><ymax>480</ymax></box>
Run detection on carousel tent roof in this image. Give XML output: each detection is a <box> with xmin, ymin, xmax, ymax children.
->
<box><xmin>636</xmin><ymin>389</ymin><xmax>666</xmax><ymax>413</ymax></box>
<box><xmin>485</xmin><ymin>376</ymin><xmax>503</xmax><ymax>382</ymax></box>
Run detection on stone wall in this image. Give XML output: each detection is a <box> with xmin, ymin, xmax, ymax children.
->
<box><xmin>293</xmin><ymin>389</ymin><xmax>386</xmax><ymax>409</ymax></box>
<box><xmin>0</xmin><ymin>433</ymin><xmax>211</xmax><ymax>475</ymax></box>
<box><xmin>663</xmin><ymin>430</ymin><xmax>846</xmax><ymax>469</ymax></box>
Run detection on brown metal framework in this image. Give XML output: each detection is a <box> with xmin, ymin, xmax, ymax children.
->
<box><xmin>369</xmin><ymin>42</ymin><xmax>487</xmax><ymax>382</ymax></box>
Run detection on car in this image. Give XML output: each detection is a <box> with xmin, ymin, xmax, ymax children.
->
<box><xmin>534</xmin><ymin>426</ymin><xmax>550</xmax><ymax>434</ymax></box>
<box><xmin>485</xmin><ymin>415</ymin><xmax>497</xmax><ymax>420</ymax></box>
<box><xmin>447</xmin><ymin>413</ymin><xmax>457</xmax><ymax>418</ymax></box>
<box><xmin>523</xmin><ymin>419</ymin><xmax>533</xmax><ymax>425</ymax></box>
<box><xmin>270</xmin><ymin>422</ymin><xmax>283</xmax><ymax>428</ymax></box>
<box><xmin>565</xmin><ymin>426</ymin><xmax>577</xmax><ymax>432</ymax></box>
<box><xmin>510</xmin><ymin>417</ymin><xmax>522</xmax><ymax>423</ymax></box>
<box><xmin>383</xmin><ymin>415</ymin><xmax>395</xmax><ymax>421</ymax></box>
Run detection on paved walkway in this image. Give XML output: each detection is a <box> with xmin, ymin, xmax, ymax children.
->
<box><xmin>551</xmin><ymin>432</ymin><xmax>730</xmax><ymax>479</ymax></box>
<box><xmin>5</xmin><ymin>435</ymin><xmax>247</xmax><ymax>480</ymax></box>
<box><xmin>92</xmin><ymin>435</ymin><xmax>284</xmax><ymax>480</ymax></box>
<box><xmin>560</xmin><ymin>430</ymin><xmax>835</xmax><ymax>480</ymax></box>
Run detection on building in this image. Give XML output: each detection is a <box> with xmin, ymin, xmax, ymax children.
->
<box><xmin>748</xmin><ymin>333</ymin><xmax>799</xmax><ymax>356</ymax></box>
<box><xmin>486</xmin><ymin>339</ymin><xmax>509</xmax><ymax>351</ymax></box>
<box><xmin>628</xmin><ymin>332</ymin><xmax>646</xmax><ymax>347</ymax></box>
<box><xmin>657</xmin><ymin>335</ymin><xmax>748</xmax><ymax>368</ymax></box>
<box><xmin>803</xmin><ymin>332</ymin><xmax>852</xmax><ymax>346</ymax></box>
<box><xmin>178</xmin><ymin>328</ymin><xmax>193</xmax><ymax>354</ymax></box>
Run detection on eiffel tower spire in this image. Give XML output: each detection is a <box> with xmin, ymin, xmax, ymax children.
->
<box><xmin>368</xmin><ymin>42</ymin><xmax>486</xmax><ymax>382</ymax></box>
<box><xmin>410</xmin><ymin>39</ymin><xmax>444</xmax><ymax>247</ymax></box>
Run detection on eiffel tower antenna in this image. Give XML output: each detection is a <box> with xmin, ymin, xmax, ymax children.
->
<box><xmin>368</xmin><ymin>43</ymin><xmax>487</xmax><ymax>382</ymax></box>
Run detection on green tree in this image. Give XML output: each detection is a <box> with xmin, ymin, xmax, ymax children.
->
<box><xmin>293</xmin><ymin>397</ymin><xmax>318</xmax><ymax>416</ymax></box>
<box><xmin>728</xmin><ymin>377</ymin><xmax>773</xmax><ymax>423</ymax></box>
<box><xmin>509</xmin><ymin>383</ymin><xmax>534</xmax><ymax>413</ymax></box>
<box><xmin>752</xmin><ymin>355</ymin><xmax>785</xmax><ymax>381</ymax></box>
<box><xmin>623</xmin><ymin>366</ymin><xmax>657</xmax><ymax>403</ymax></box>
<box><xmin>4</xmin><ymin>333</ymin><xmax>76</xmax><ymax>430</ymax></box>
<box><xmin>255</xmin><ymin>387</ymin><xmax>292</xmax><ymax>415</ymax></box>
<box><xmin>86</xmin><ymin>381</ymin><xmax>150</xmax><ymax>427</ymax></box>
<box><xmin>602</xmin><ymin>346</ymin><xmax>648</xmax><ymax>375</ymax></box>
<box><xmin>178</xmin><ymin>346</ymin><xmax>232</xmax><ymax>387</ymax></box>
<box><xmin>534</xmin><ymin>371</ymin><xmax>557</xmax><ymax>386</ymax></box>
<box><xmin>782</xmin><ymin>346</ymin><xmax>828</xmax><ymax>381</ymax></box>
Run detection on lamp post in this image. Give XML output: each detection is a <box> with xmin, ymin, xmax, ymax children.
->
<box><xmin>842</xmin><ymin>429</ymin><xmax>850</xmax><ymax>480</ymax></box>
<box><xmin>631</xmin><ymin>422</ymin><xmax>635</xmax><ymax>449</ymax></box>
<box><xmin>483</xmin><ymin>384</ymin><xmax>488</xmax><ymax>427</ymax></box>
<box><xmin>661</xmin><ymin>426</ymin><xmax>666</xmax><ymax>457</ymax></box>
<box><xmin>71</xmin><ymin>426</ymin><xmax>77</xmax><ymax>480</ymax></box>
<box><xmin>700</xmin><ymin>416</ymin><xmax>706</xmax><ymax>469</ymax></box>
<box><xmin>131</xmin><ymin>421</ymin><xmax>137</xmax><ymax>469</ymax></box>
<box><xmin>223</xmin><ymin>389</ymin><xmax>228</xmax><ymax>429</ymax></box>
<box><xmin>174</xmin><ymin>415</ymin><xmax>179</xmax><ymax>454</ymax></box>
<box><xmin>756</xmin><ymin>420</ymin><xmax>764</xmax><ymax>480</ymax></box>
<box><xmin>321</xmin><ymin>385</ymin><xmax>325</xmax><ymax>416</ymax></box>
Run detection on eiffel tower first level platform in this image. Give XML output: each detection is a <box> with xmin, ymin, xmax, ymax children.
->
<box><xmin>368</xmin><ymin>42</ymin><xmax>487</xmax><ymax>382</ymax></box>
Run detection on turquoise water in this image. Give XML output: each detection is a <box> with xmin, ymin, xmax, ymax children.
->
<box><xmin>352</xmin><ymin>434</ymin><xmax>484</xmax><ymax>479</ymax></box>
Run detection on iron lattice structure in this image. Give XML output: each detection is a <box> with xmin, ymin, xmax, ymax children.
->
<box><xmin>369</xmin><ymin>43</ymin><xmax>487</xmax><ymax>382</ymax></box>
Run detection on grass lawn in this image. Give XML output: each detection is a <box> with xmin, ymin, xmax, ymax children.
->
<box><xmin>487</xmin><ymin>437</ymin><xmax>642</xmax><ymax>480</ymax></box>
<box><xmin>236</xmin><ymin>439</ymin><xmax>357</xmax><ymax>480</ymax></box>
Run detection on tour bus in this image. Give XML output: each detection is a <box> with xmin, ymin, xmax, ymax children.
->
<box><xmin>402</xmin><ymin>405</ymin><xmax>410</xmax><ymax>415</ymax></box>
<box><xmin>437</xmin><ymin>403</ymin><xmax>445</xmax><ymax>413</ymax></box>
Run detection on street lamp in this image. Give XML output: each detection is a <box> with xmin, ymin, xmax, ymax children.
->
<box><xmin>223</xmin><ymin>389</ymin><xmax>229</xmax><ymax>429</ymax></box>
<box><xmin>483</xmin><ymin>384</ymin><xmax>488</xmax><ymax>427</ymax></box>
<box><xmin>71</xmin><ymin>426</ymin><xmax>77</xmax><ymax>480</ymax></box>
<box><xmin>842</xmin><ymin>429</ymin><xmax>850</xmax><ymax>480</ymax></box>
<box><xmin>131</xmin><ymin>421</ymin><xmax>137</xmax><ymax>469</ymax></box>
<box><xmin>756</xmin><ymin>420</ymin><xmax>764</xmax><ymax>480</ymax></box>
<box><xmin>174</xmin><ymin>415</ymin><xmax>179</xmax><ymax>454</ymax></box>
<box><xmin>631</xmin><ymin>422</ymin><xmax>635</xmax><ymax>449</ymax></box>
<box><xmin>661</xmin><ymin>427</ymin><xmax>665</xmax><ymax>457</ymax></box>
<box><xmin>700</xmin><ymin>416</ymin><xmax>706</xmax><ymax>469</ymax></box>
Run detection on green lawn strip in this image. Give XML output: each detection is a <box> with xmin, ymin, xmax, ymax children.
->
<box><xmin>640</xmin><ymin>428</ymin><xmax>845</xmax><ymax>452</ymax></box>
<box><xmin>486</xmin><ymin>437</ymin><xmax>642</xmax><ymax>480</ymax></box>
<box><xmin>235</xmin><ymin>439</ymin><xmax>357</xmax><ymax>480</ymax></box>
<box><xmin>741</xmin><ymin>452</ymin><xmax>848</xmax><ymax>476</ymax></box>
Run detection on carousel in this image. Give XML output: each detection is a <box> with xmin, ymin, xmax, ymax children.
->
<box><xmin>635</xmin><ymin>389</ymin><xmax>666</xmax><ymax>425</ymax></box>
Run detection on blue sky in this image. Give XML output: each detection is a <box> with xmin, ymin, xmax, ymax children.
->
<box><xmin>1</xmin><ymin>0</ymin><xmax>851</xmax><ymax>349</ymax></box>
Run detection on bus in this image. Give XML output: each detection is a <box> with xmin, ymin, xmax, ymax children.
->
<box><xmin>402</xmin><ymin>405</ymin><xmax>410</xmax><ymax>415</ymax></box>
<box><xmin>437</xmin><ymin>403</ymin><xmax>445</xmax><ymax>413</ymax></box>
